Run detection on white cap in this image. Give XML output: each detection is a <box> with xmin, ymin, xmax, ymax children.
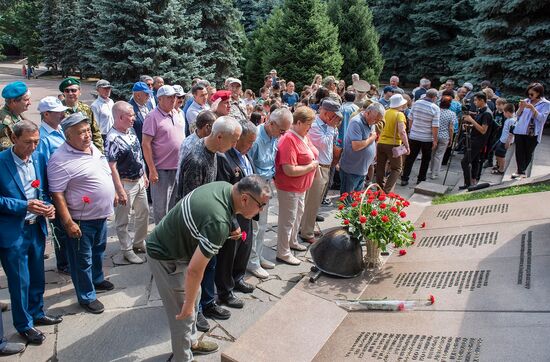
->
<box><xmin>173</xmin><ymin>85</ymin><xmax>185</xmax><ymax>96</ymax></box>
<box><xmin>38</xmin><ymin>96</ymin><xmax>68</xmax><ymax>113</ymax></box>
<box><xmin>389</xmin><ymin>94</ymin><xmax>407</xmax><ymax>109</ymax></box>
<box><xmin>157</xmin><ymin>85</ymin><xmax>176</xmax><ymax>97</ymax></box>
<box><xmin>229</xmin><ymin>78</ymin><xmax>242</xmax><ymax>86</ymax></box>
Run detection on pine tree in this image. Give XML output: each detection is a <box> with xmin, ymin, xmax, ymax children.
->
<box><xmin>452</xmin><ymin>0</ymin><xmax>550</xmax><ymax>94</ymax></box>
<box><xmin>235</xmin><ymin>0</ymin><xmax>281</xmax><ymax>35</ymax></box>
<box><xmin>327</xmin><ymin>0</ymin><xmax>383</xmax><ymax>85</ymax></box>
<box><xmin>91</xmin><ymin>0</ymin><xmax>151</xmax><ymax>97</ymax></box>
<box><xmin>136</xmin><ymin>0</ymin><xmax>206</xmax><ymax>89</ymax></box>
<box><xmin>256</xmin><ymin>0</ymin><xmax>343</xmax><ymax>89</ymax></box>
<box><xmin>38</xmin><ymin>0</ymin><xmax>62</xmax><ymax>70</ymax></box>
<box><xmin>55</xmin><ymin>0</ymin><xmax>80</xmax><ymax>77</ymax></box>
<box><xmin>367</xmin><ymin>0</ymin><xmax>415</xmax><ymax>83</ymax></box>
<box><xmin>190</xmin><ymin>0</ymin><xmax>246</xmax><ymax>87</ymax></box>
<box><xmin>76</xmin><ymin>0</ymin><xmax>100</xmax><ymax>78</ymax></box>
<box><xmin>0</xmin><ymin>0</ymin><xmax>42</xmax><ymax>65</ymax></box>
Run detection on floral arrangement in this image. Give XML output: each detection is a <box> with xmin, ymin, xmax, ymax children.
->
<box><xmin>335</xmin><ymin>185</ymin><xmax>416</xmax><ymax>265</ymax></box>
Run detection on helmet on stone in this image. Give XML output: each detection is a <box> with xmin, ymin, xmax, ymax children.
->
<box><xmin>310</xmin><ymin>228</ymin><xmax>364</xmax><ymax>278</ymax></box>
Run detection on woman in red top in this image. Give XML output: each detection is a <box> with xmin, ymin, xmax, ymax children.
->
<box><xmin>274</xmin><ymin>107</ymin><xmax>319</xmax><ymax>265</ymax></box>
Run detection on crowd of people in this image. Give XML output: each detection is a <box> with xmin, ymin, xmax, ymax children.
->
<box><xmin>0</xmin><ymin>70</ymin><xmax>548</xmax><ymax>360</ymax></box>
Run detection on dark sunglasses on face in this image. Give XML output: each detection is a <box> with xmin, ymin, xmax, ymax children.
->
<box><xmin>64</xmin><ymin>88</ymin><xmax>79</xmax><ymax>93</ymax></box>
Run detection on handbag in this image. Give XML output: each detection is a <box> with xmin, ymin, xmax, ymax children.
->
<box><xmin>391</xmin><ymin>113</ymin><xmax>407</xmax><ymax>158</ymax></box>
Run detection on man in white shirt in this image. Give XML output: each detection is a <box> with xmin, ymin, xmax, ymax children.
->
<box><xmin>299</xmin><ymin>99</ymin><xmax>342</xmax><ymax>244</ymax></box>
<box><xmin>90</xmin><ymin>80</ymin><xmax>114</xmax><ymax>143</ymax></box>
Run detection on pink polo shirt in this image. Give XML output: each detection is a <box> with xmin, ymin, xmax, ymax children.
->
<box><xmin>142</xmin><ymin>107</ymin><xmax>185</xmax><ymax>170</ymax></box>
<box><xmin>47</xmin><ymin>143</ymin><xmax>115</xmax><ymax>220</ymax></box>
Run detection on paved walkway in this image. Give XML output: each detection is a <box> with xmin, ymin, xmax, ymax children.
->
<box><xmin>0</xmin><ymin>65</ymin><xmax>547</xmax><ymax>361</ymax></box>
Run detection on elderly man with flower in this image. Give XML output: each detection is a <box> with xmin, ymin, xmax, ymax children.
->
<box><xmin>48</xmin><ymin>113</ymin><xmax>116</xmax><ymax>314</ymax></box>
<box><xmin>0</xmin><ymin>120</ymin><xmax>61</xmax><ymax>348</ymax></box>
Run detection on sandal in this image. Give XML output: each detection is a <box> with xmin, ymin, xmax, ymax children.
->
<box><xmin>491</xmin><ymin>169</ymin><xmax>504</xmax><ymax>175</ymax></box>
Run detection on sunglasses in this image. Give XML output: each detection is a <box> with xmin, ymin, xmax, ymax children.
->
<box><xmin>244</xmin><ymin>193</ymin><xmax>266</xmax><ymax>209</ymax></box>
<box><xmin>64</xmin><ymin>88</ymin><xmax>79</xmax><ymax>93</ymax></box>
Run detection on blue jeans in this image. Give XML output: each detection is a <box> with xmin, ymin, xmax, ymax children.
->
<box><xmin>0</xmin><ymin>223</ymin><xmax>45</xmax><ymax>332</ymax></box>
<box><xmin>339</xmin><ymin>169</ymin><xmax>366</xmax><ymax>195</ymax></box>
<box><xmin>63</xmin><ymin>219</ymin><xmax>107</xmax><ymax>304</ymax></box>
<box><xmin>200</xmin><ymin>256</ymin><xmax>217</xmax><ymax>309</ymax></box>
<box><xmin>51</xmin><ymin>218</ymin><xmax>70</xmax><ymax>272</ymax></box>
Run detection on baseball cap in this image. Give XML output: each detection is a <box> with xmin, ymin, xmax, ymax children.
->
<box><xmin>383</xmin><ymin>86</ymin><xmax>394</xmax><ymax>94</ymax></box>
<box><xmin>156</xmin><ymin>85</ymin><xmax>176</xmax><ymax>97</ymax></box>
<box><xmin>96</xmin><ymin>79</ymin><xmax>112</xmax><ymax>88</ymax></box>
<box><xmin>230</xmin><ymin>78</ymin><xmax>242</xmax><ymax>86</ymax></box>
<box><xmin>38</xmin><ymin>96</ymin><xmax>68</xmax><ymax>113</ymax></box>
<box><xmin>463</xmin><ymin>82</ymin><xmax>474</xmax><ymax>91</ymax></box>
<box><xmin>132</xmin><ymin>82</ymin><xmax>153</xmax><ymax>94</ymax></box>
<box><xmin>61</xmin><ymin>112</ymin><xmax>90</xmax><ymax>132</ymax></box>
<box><xmin>173</xmin><ymin>85</ymin><xmax>185</xmax><ymax>97</ymax></box>
<box><xmin>320</xmin><ymin>98</ymin><xmax>343</xmax><ymax>118</ymax></box>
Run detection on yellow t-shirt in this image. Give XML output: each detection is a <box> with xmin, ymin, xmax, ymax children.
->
<box><xmin>378</xmin><ymin>108</ymin><xmax>406</xmax><ymax>145</ymax></box>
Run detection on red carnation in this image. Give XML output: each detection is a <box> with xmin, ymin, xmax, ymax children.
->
<box><xmin>403</xmin><ymin>201</ymin><xmax>410</xmax><ymax>207</ymax></box>
<box><xmin>412</xmin><ymin>232</ymin><xmax>417</xmax><ymax>240</ymax></box>
<box><xmin>241</xmin><ymin>231</ymin><xmax>247</xmax><ymax>240</ymax></box>
<box><xmin>381</xmin><ymin>215</ymin><xmax>389</xmax><ymax>222</ymax></box>
<box><xmin>429</xmin><ymin>295</ymin><xmax>435</xmax><ymax>304</ymax></box>
<box><xmin>359</xmin><ymin>216</ymin><xmax>367</xmax><ymax>223</ymax></box>
<box><xmin>399</xmin><ymin>249</ymin><xmax>407</xmax><ymax>256</ymax></box>
<box><xmin>31</xmin><ymin>179</ymin><xmax>40</xmax><ymax>189</ymax></box>
<box><xmin>400</xmin><ymin>211</ymin><xmax>407</xmax><ymax>218</ymax></box>
<box><xmin>395</xmin><ymin>201</ymin><xmax>401</xmax><ymax>207</ymax></box>
<box><xmin>390</xmin><ymin>206</ymin><xmax>398</xmax><ymax>213</ymax></box>
<box><xmin>421</xmin><ymin>222</ymin><xmax>426</xmax><ymax>228</ymax></box>
<box><xmin>82</xmin><ymin>196</ymin><xmax>91</xmax><ymax>204</ymax></box>
<box><xmin>367</xmin><ymin>199</ymin><xmax>373</xmax><ymax>204</ymax></box>
<box><xmin>378</xmin><ymin>195</ymin><xmax>386</xmax><ymax>201</ymax></box>
<box><xmin>343</xmin><ymin>219</ymin><xmax>350</xmax><ymax>225</ymax></box>
<box><xmin>339</xmin><ymin>195</ymin><xmax>346</xmax><ymax>201</ymax></box>
<box><xmin>338</xmin><ymin>204</ymin><xmax>344</xmax><ymax>210</ymax></box>
<box><xmin>398</xmin><ymin>302</ymin><xmax>405</xmax><ymax>311</ymax></box>
<box><xmin>341</xmin><ymin>192</ymin><xmax>349</xmax><ymax>198</ymax></box>
<box><xmin>380</xmin><ymin>203</ymin><xmax>386</xmax><ymax>209</ymax></box>
<box><xmin>370</xmin><ymin>210</ymin><xmax>378</xmax><ymax>217</ymax></box>
<box><xmin>351</xmin><ymin>201</ymin><xmax>358</xmax><ymax>207</ymax></box>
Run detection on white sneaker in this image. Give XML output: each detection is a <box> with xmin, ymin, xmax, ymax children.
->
<box><xmin>123</xmin><ymin>250</ymin><xmax>144</xmax><ymax>264</ymax></box>
<box><xmin>260</xmin><ymin>259</ymin><xmax>275</xmax><ymax>269</ymax></box>
<box><xmin>248</xmin><ymin>267</ymin><xmax>269</xmax><ymax>279</ymax></box>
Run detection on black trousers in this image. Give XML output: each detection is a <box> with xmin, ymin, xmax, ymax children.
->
<box><xmin>215</xmin><ymin>215</ymin><xmax>253</xmax><ymax>299</ymax></box>
<box><xmin>461</xmin><ymin>141</ymin><xmax>484</xmax><ymax>186</ymax></box>
<box><xmin>402</xmin><ymin>139</ymin><xmax>433</xmax><ymax>183</ymax></box>
<box><xmin>514</xmin><ymin>134</ymin><xmax>538</xmax><ymax>175</ymax></box>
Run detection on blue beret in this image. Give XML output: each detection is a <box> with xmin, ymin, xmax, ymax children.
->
<box><xmin>2</xmin><ymin>81</ymin><xmax>28</xmax><ymax>99</ymax></box>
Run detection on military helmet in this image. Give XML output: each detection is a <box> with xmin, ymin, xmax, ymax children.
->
<box><xmin>310</xmin><ymin>228</ymin><xmax>364</xmax><ymax>278</ymax></box>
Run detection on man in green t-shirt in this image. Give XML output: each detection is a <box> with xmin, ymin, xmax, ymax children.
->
<box><xmin>147</xmin><ymin>175</ymin><xmax>270</xmax><ymax>362</ymax></box>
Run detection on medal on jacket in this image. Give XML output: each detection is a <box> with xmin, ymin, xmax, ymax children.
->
<box><xmin>234</xmin><ymin>168</ymin><xmax>240</xmax><ymax>178</ymax></box>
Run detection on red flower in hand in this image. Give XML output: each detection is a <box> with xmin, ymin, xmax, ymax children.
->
<box><xmin>338</xmin><ymin>204</ymin><xmax>344</xmax><ymax>210</ymax></box>
<box><xmin>359</xmin><ymin>216</ymin><xmax>367</xmax><ymax>223</ymax></box>
<box><xmin>399</xmin><ymin>249</ymin><xmax>407</xmax><ymax>256</ymax></box>
<box><xmin>421</xmin><ymin>222</ymin><xmax>426</xmax><ymax>228</ymax></box>
<box><xmin>82</xmin><ymin>196</ymin><xmax>91</xmax><ymax>204</ymax></box>
<box><xmin>381</xmin><ymin>215</ymin><xmax>389</xmax><ymax>223</ymax></box>
<box><xmin>380</xmin><ymin>203</ymin><xmax>386</xmax><ymax>209</ymax></box>
<box><xmin>351</xmin><ymin>201</ymin><xmax>358</xmax><ymax>207</ymax></box>
<box><xmin>429</xmin><ymin>295</ymin><xmax>435</xmax><ymax>304</ymax></box>
<box><xmin>31</xmin><ymin>179</ymin><xmax>40</xmax><ymax>189</ymax></box>
<box><xmin>400</xmin><ymin>211</ymin><xmax>407</xmax><ymax>218</ymax></box>
<box><xmin>343</xmin><ymin>219</ymin><xmax>350</xmax><ymax>225</ymax></box>
<box><xmin>370</xmin><ymin>210</ymin><xmax>378</xmax><ymax>217</ymax></box>
<box><xmin>241</xmin><ymin>231</ymin><xmax>247</xmax><ymax>240</ymax></box>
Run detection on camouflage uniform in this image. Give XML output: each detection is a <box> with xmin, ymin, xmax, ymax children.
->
<box><xmin>0</xmin><ymin>105</ymin><xmax>24</xmax><ymax>151</ymax></box>
<box><xmin>63</xmin><ymin>100</ymin><xmax>104</xmax><ymax>152</ymax></box>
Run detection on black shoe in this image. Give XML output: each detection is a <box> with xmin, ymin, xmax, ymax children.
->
<box><xmin>315</xmin><ymin>215</ymin><xmax>325</xmax><ymax>222</ymax></box>
<box><xmin>19</xmin><ymin>327</ymin><xmax>46</xmax><ymax>345</ymax></box>
<box><xmin>202</xmin><ymin>302</ymin><xmax>231</xmax><ymax>320</ymax></box>
<box><xmin>94</xmin><ymin>280</ymin><xmax>114</xmax><ymax>291</ymax></box>
<box><xmin>458</xmin><ymin>185</ymin><xmax>470</xmax><ymax>190</ymax></box>
<box><xmin>34</xmin><ymin>315</ymin><xmax>63</xmax><ymax>326</ymax></box>
<box><xmin>401</xmin><ymin>180</ymin><xmax>409</xmax><ymax>186</ymax></box>
<box><xmin>321</xmin><ymin>199</ymin><xmax>332</xmax><ymax>206</ymax></box>
<box><xmin>219</xmin><ymin>294</ymin><xmax>244</xmax><ymax>309</ymax></box>
<box><xmin>483</xmin><ymin>160</ymin><xmax>493</xmax><ymax>168</ymax></box>
<box><xmin>0</xmin><ymin>342</ymin><xmax>25</xmax><ymax>355</ymax></box>
<box><xmin>0</xmin><ymin>301</ymin><xmax>8</xmax><ymax>312</ymax></box>
<box><xmin>80</xmin><ymin>299</ymin><xmax>105</xmax><ymax>314</ymax></box>
<box><xmin>234</xmin><ymin>279</ymin><xmax>254</xmax><ymax>294</ymax></box>
<box><xmin>196</xmin><ymin>311</ymin><xmax>210</xmax><ymax>332</ymax></box>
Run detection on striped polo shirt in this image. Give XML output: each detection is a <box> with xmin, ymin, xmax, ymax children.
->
<box><xmin>409</xmin><ymin>99</ymin><xmax>440</xmax><ymax>142</ymax></box>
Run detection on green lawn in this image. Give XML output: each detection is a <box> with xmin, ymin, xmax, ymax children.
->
<box><xmin>432</xmin><ymin>183</ymin><xmax>550</xmax><ymax>205</ymax></box>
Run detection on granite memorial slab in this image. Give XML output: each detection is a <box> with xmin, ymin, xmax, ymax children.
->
<box><xmin>313</xmin><ymin>311</ymin><xmax>550</xmax><ymax>361</ymax></box>
<box><xmin>414</xmin><ymin>191</ymin><xmax>550</xmax><ymax>229</ymax></box>
<box><xmin>393</xmin><ymin>219</ymin><xmax>550</xmax><ymax>262</ymax></box>
<box><xmin>361</xmin><ymin>254</ymin><xmax>550</xmax><ymax>311</ymax></box>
